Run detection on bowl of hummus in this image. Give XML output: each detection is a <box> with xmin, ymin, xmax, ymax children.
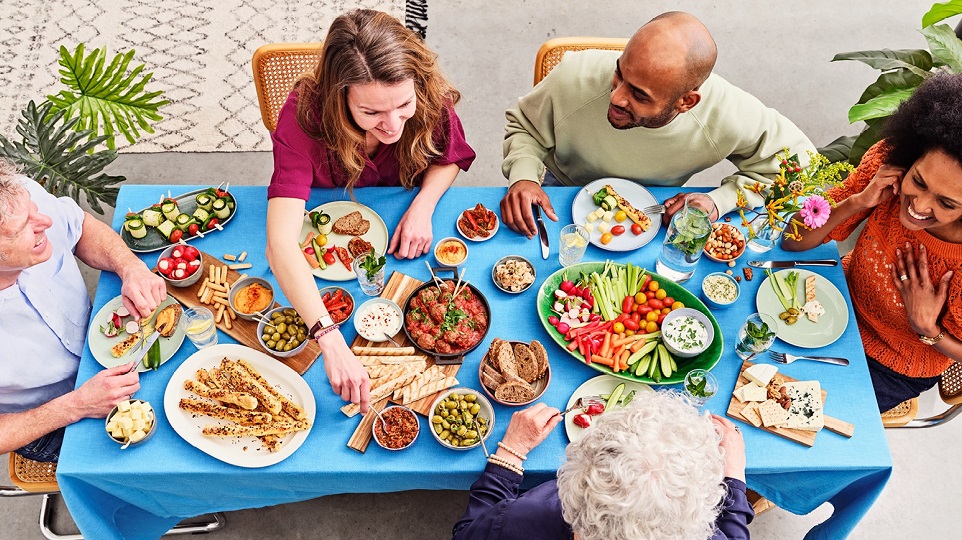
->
<box><xmin>229</xmin><ymin>277</ymin><xmax>275</xmax><ymax>321</ymax></box>
<box><xmin>434</xmin><ymin>237</ymin><xmax>468</xmax><ymax>268</ymax></box>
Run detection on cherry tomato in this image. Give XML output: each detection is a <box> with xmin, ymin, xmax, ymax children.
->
<box><xmin>657</xmin><ymin>313</ymin><xmax>667</xmax><ymax>324</ymax></box>
<box><xmin>169</xmin><ymin>229</ymin><xmax>183</xmax><ymax>243</ymax></box>
<box><xmin>323</xmin><ymin>251</ymin><xmax>336</xmax><ymax>265</ymax></box>
<box><xmin>648</xmin><ymin>281</ymin><xmax>660</xmax><ymax>292</ymax></box>
<box><xmin>631</xmin><ymin>223</ymin><xmax>643</xmax><ymax>235</ymax></box>
<box><xmin>630</xmin><ymin>313</ymin><xmax>641</xmax><ymax>323</ymax></box>
<box><xmin>614</xmin><ymin>210</ymin><xmax>627</xmax><ymax>223</ymax></box>
<box><xmin>648</xmin><ymin>298</ymin><xmax>665</xmax><ymax>310</ymax></box>
<box><xmin>624</xmin><ymin>319</ymin><xmax>640</xmax><ymax>331</ymax></box>
<box><xmin>615</xmin><ymin>313</ymin><xmax>630</xmax><ymax>323</ymax></box>
<box><xmin>613</xmin><ymin>322</ymin><xmax>625</xmax><ymax>334</ymax></box>
<box><xmin>672</xmin><ymin>301</ymin><xmax>685</xmax><ymax>310</ymax></box>
<box><xmin>639</xmin><ymin>305</ymin><xmax>653</xmax><ymax>315</ymax></box>
<box><xmin>663</xmin><ymin>296</ymin><xmax>674</xmax><ymax>306</ymax></box>
<box><xmin>188</xmin><ymin>223</ymin><xmax>200</xmax><ymax>237</ymax></box>
<box><xmin>645</xmin><ymin>321</ymin><xmax>659</xmax><ymax>333</ymax></box>
<box><xmin>625</xmin><ymin>329</ymin><xmax>635</xmax><ymax>336</ymax></box>
<box><xmin>645</xmin><ymin>311</ymin><xmax>659</xmax><ymax>323</ymax></box>
<box><xmin>205</xmin><ymin>218</ymin><xmax>220</xmax><ymax>231</ymax></box>
<box><xmin>655</xmin><ymin>289</ymin><xmax>667</xmax><ymax>300</ymax></box>
<box><xmin>634</xmin><ymin>292</ymin><xmax>647</xmax><ymax>304</ymax></box>
<box><xmin>646</xmin><ymin>290</ymin><xmax>656</xmax><ymax>299</ymax></box>
<box><xmin>600</xmin><ymin>232</ymin><xmax>614</xmax><ymax>245</ymax></box>
<box><xmin>622</xmin><ymin>296</ymin><xmax>634</xmax><ymax>313</ymax></box>
<box><xmin>611</xmin><ymin>225</ymin><xmax>626</xmax><ymax>236</ymax></box>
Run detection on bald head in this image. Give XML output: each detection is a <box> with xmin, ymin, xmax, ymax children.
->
<box><xmin>626</xmin><ymin>11</ymin><xmax>717</xmax><ymax>96</ymax></box>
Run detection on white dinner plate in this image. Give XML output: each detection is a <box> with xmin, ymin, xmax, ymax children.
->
<box><xmin>164</xmin><ymin>344</ymin><xmax>316</xmax><ymax>468</ymax></box>
<box><xmin>87</xmin><ymin>295</ymin><xmax>186</xmax><ymax>372</ymax></box>
<box><xmin>570</xmin><ymin>178</ymin><xmax>661</xmax><ymax>251</ymax></box>
<box><xmin>755</xmin><ymin>269</ymin><xmax>849</xmax><ymax>348</ymax></box>
<box><xmin>564</xmin><ymin>374</ymin><xmax>653</xmax><ymax>443</ymax></box>
<box><xmin>300</xmin><ymin>201</ymin><xmax>389</xmax><ymax>282</ymax></box>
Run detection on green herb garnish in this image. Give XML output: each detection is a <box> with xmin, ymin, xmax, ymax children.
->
<box><xmin>359</xmin><ymin>248</ymin><xmax>386</xmax><ymax>281</ymax></box>
<box><xmin>746</xmin><ymin>321</ymin><xmax>775</xmax><ymax>341</ymax></box>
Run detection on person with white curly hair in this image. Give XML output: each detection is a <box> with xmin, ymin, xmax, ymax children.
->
<box><xmin>452</xmin><ymin>391</ymin><xmax>752</xmax><ymax>539</ymax></box>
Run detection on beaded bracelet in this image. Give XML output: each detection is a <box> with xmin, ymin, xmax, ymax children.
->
<box><xmin>488</xmin><ymin>454</ymin><xmax>524</xmax><ymax>475</ymax></box>
<box><xmin>313</xmin><ymin>324</ymin><xmax>340</xmax><ymax>341</ymax></box>
<box><xmin>497</xmin><ymin>442</ymin><xmax>528</xmax><ymax>461</ymax></box>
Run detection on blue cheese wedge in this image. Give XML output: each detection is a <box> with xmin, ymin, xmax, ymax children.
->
<box><xmin>782</xmin><ymin>381</ymin><xmax>824</xmax><ymax>431</ymax></box>
<box><xmin>744</xmin><ymin>363</ymin><xmax>777</xmax><ymax>388</ymax></box>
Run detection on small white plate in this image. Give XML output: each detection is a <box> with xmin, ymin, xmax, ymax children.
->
<box><xmin>570</xmin><ymin>178</ymin><xmax>660</xmax><ymax>251</ymax></box>
<box><xmin>300</xmin><ymin>201</ymin><xmax>389</xmax><ymax>282</ymax></box>
<box><xmin>353</xmin><ymin>298</ymin><xmax>403</xmax><ymax>342</ymax></box>
<box><xmin>564</xmin><ymin>374</ymin><xmax>653</xmax><ymax>443</ymax></box>
<box><xmin>87</xmin><ymin>295</ymin><xmax>186</xmax><ymax>372</ymax></box>
<box><xmin>456</xmin><ymin>206</ymin><xmax>499</xmax><ymax>242</ymax></box>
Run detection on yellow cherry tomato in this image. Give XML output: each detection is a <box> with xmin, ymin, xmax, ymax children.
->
<box><xmin>315</xmin><ymin>234</ymin><xmax>328</xmax><ymax>247</ymax></box>
<box><xmin>662</xmin><ymin>307</ymin><xmax>672</xmax><ymax>314</ymax></box>
<box><xmin>634</xmin><ymin>292</ymin><xmax>647</xmax><ymax>304</ymax></box>
<box><xmin>672</xmin><ymin>301</ymin><xmax>685</xmax><ymax>310</ymax></box>
<box><xmin>648</xmin><ymin>280</ymin><xmax>660</xmax><ymax>292</ymax></box>
<box><xmin>600</xmin><ymin>232</ymin><xmax>614</xmax><ymax>245</ymax></box>
<box><xmin>646</xmin><ymin>311</ymin><xmax>659</xmax><ymax>322</ymax></box>
<box><xmin>645</xmin><ymin>321</ymin><xmax>659</xmax><ymax>333</ymax></box>
<box><xmin>614</xmin><ymin>210</ymin><xmax>627</xmax><ymax>223</ymax></box>
<box><xmin>612</xmin><ymin>321</ymin><xmax>625</xmax><ymax>334</ymax></box>
<box><xmin>625</xmin><ymin>329</ymin><xmax>635</xmax><ymax>336</ymax></box>
<box><xmin>655</xmin><ymin>289</ymin><xmax>667</xmax><ymax>300</ymax></box>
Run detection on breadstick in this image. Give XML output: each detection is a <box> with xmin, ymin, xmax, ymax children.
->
<box><xmin>178</xmin><ymin>398</ymin><xmax>271</xmax><ymax>425</ymax></box>
<box><xmin>202</xmin><ymin>420</ymin><xmax>310</xmax><ymax>438</ymax></box>
<box><xmin>184</xmin><ymin>380</ymin><xmax>258</xmax><ymax>409</ymax></box>
<box><xmin>351</xmin><ymin>346</ymin><xmax>416</xmax><ymax>356</ymax></box>
<box><xmin>236</xmin><ymin>359</ymin><xmax>306</xmax><ymax>421</ymax></box>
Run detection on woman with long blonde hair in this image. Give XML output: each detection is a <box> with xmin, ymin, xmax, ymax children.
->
<box><xmin>266</xmin><ymin>9</ymin><xmax>475</xmax><ymax>414</ymax></box>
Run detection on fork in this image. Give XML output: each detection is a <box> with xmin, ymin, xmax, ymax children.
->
<box><xmin>558</xmin><ymin>396</ymin><xmax>605</xmax><ymax>416</ymax></box>
<box><xmin>641</xmin><ymin>203</ymin><xmax>666</xmax><ymax>216</ymax></box>
<box><xmin>769</xmin><ymin>351</ymin><xmax>849</xmax><ymax>366</ymax></box>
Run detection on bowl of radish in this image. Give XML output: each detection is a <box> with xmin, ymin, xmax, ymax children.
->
<box><xmin>156</xmin><ymin>244</ymin><xmax>203</xmax><ymax>287</ymax></box>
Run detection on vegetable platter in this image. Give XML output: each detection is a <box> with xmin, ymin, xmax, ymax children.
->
<box><xmin>121</xmin><ymin>186</ymin><xmax>237</xmax><ymax>253</ymax></box>
<box><xmin>536</xmin><ymin>261</ymin><xmax>722</xmax><ymax>384</ymax></box>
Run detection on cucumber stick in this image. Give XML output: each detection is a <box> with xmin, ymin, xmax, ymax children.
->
<box><xmin>606</xmin><ymin>383</ymin><xmax>625</xmax><ymax>411</ymax></box>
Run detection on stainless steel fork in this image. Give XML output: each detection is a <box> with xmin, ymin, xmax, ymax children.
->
<box><xmin>642</xmin><ymin>203</ymin><xmax>666</xmax><ymax>216</ymax></box>
<box><xmin>768</xmin><ymin>351</ymin><xmax>849</xmax><ymax>366</ymax></box>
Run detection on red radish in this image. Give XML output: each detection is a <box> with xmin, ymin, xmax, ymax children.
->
<box><xmin>560</xmin><ymin>280</ymin><xmax>574</xmax><ymax>293</ymax></box>
<box><xmin>305</xmin><ymin>246</ymin><xmax>315</xmax><ymax>256</ymax></box>
<box><xmin>172</xmin><ymin>268</ymin><xmax>187</xmax><ymax>280</ymax></box>
<box><xmin>116</xmin><ymin>306</ymin><xmax>130</xmax><ymax>317</ymax></box>
<box><xmin>125</xmin><ymin>321</ymin><xmax>140</xmax><ymax>334</ymax></box>
<box><xmin>547</xmin><ymin>316</ymin><xmax>560</xmax><ymax>326</ymax></box>
<box><xmin>188</xmin><ymin>259</ymin><xmax>201</xmax><ymax>271</ymax></box>
<box><xmin>111</xmin><ymin>312</ymin><xmax>123</xmax><ymax>328</ymax></box>
<box><xmin>556</xmin><ymin>322</ymin><xmax>570</xmax><ymax>334</ymax></box>
<box><xmin>182</xmin><ymin>246</ymin><xmax>200</xmax><ymax>261</ymax></box>
<box><xmin>157</xmin><ymin>258</ymin><xmax>174</xmax><ymax>275</ymax></box>
<box><xmin>573</xmin><ymin>414</ymin><xmax>591</xmax><ymax>429</ymax></box>
<box><xmin>171</xmin><ymin>247</ymin><xmax>184</xmax><ymax>259</ymax></box>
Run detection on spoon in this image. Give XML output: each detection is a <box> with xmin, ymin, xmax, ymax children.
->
<box><xmin>478</xmin><ymin>431</ymin><xmax>490</xmax><ymax>458</ymax></box>
<box><xmin>382</xmin><ymin>332</ymin><xmax>402</xmax><ymax>348</ymax></box>
<box><xmin>558</xmin><ymin>396</ymin><xmax>605</xmax><ymax>416</ymax></box>
<box><xmin>372</xmin><ymin>404</ymin><xmax>392</xmax><ymax>431</ymax></box>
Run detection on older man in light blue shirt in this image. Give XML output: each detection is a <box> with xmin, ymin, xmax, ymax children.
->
<box><xmin>0</xmin><ymin>162</ymin><xmax>166</xmax><ymax>461</ymax></box>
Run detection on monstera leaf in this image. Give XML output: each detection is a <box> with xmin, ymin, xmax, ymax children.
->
<box><xmin>0</xmin><ymin>101</ymin><xmax>124</xmax><ymax>214</ymax></box>
<box><xmin>46</xmin><ymin>44</ymin><xmax>168</xmax><ymax>150</ymax></box>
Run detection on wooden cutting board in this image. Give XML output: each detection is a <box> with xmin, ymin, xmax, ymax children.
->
<box><xmin>346</xmin><ymin>270</ymin><xmax>462</xmax><ymax>453</ymax></box>
<box><xmin>726</xmin><ymin>360</ymin><xmax>854</xmax><ymax>447</ymax></box>
<box><xmin>159</xmin><ymin>250</ymin><xmax>320</xmax><ymax>375</ymax></box>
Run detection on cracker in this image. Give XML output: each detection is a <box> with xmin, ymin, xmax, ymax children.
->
<box><xmin>758</xmin><ymin>399</ymin><xmax>790</xmax><ymax>427</ymax></box>
<box><xmin>740</xmin><ymin>402</ymin><xmax>763</xmax><ymax>427</ymax></box>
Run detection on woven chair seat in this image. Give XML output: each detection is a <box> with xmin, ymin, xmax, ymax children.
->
<box><xmin>881</xmin><ymin>398</ymin><xmax>919</xmax><ymax>427</ymax></box>
<box><xmin>939</xmin><ymin>362</ymin><xmax>962</xmax><ymax>404</ymax></box>
<box><xmin>9</xmin><ymin>453</ymin><xmax>59</xmax><ymax>493</ymax></box>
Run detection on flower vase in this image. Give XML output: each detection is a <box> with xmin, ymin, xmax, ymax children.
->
<box><xmin>747</xmin><ymin>216</ymin><xmax>783</xmax><ymax>253</ymax></box>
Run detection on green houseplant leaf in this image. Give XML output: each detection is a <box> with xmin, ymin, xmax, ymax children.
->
<box><xmin>817</xmin><ymin>135</ymin><xmax>857</xmax><ymax>164</ymax></box>
<box><xmin>850</xmin><ymin>118</ymin><xmax>886</xmax><ymax>166</ymax></box>
<box><xmin>922</xmin><ymin>0</ymin><xmax>962</xmax><ymax>27</ymax></box>
<box><xmin>848</xmin><ymin>88</ymin><xmax>916</xmax><ymax>122</ymax></box>
<box><xmin>857</xmin><ymin>70</ymin><xmax>926</xmax><ymax>104</ymax></box>
<box><xmin>921</xmin><ymin>24</ymin><xmax>962</xmax><ymax>71</ymax></box>
<box><xmin>0</xmin><ymin>101</ymin><xmax>124</xmax><ymax>214</ymax></box>
<box><xmin>46</xmin><ymin>44</ymin><xmax>169</xmax><ymax>150</ymax></box>
<box><xmin>832</xmin><ymin>49</ymin><xmax>934</xmax><ymax>78</ymax></box>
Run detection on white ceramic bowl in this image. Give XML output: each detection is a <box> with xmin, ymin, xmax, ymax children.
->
<box><xmin>228</xmin><ymin>276</ymin><xmax>275</xmax><ymax>321</ymax></box>
<box><xmin>256</xmin><ymin>306</ymin><xmax>309</xmax><ymax>358</ymax></box>
<box><xmin>105</xmin><ymin>399</ymin><xmax>157</xmax><ymax>447</ymax></box>
<box><xmin>701</xmin><ymin>272</ymin><xmax>740</xmax><ymax>310</ymax></box>
<box><xmin>491</xmin><ymin>255</ymin><xmax>537</xmax><ymax>294</ymax></box>
<box><xmin>353</xmin><ymin>298</ymin><xmax>403</xmax><ymax>342</ymax></box>
<box><xmin>429</xmin><ymin>388</ymin><xmax>495</xmax><ymax>451</ymax></box>
<box><xmin>434</xmin><ymin>237</ymin><xmax>469</xmax><ymax>268</ymax></box>
<box><xmin>156</xmin><ymin>245</ymin><xmax>204</xmax><ymax>287</ymax></box>
<box><xmin>371</xmin><ymin>405</ymin><xmax>420</xmax><ymax>451</ymax></box>
<box><xmin>660</xmin><ymin>308</ymin><xmax>715</xmax><ymax>358</ymax></box>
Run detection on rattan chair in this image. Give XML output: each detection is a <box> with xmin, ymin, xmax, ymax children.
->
<box><xmin>252</xmin><ymin>42</ymin><xmax>323</xmax><ymax>132</ymax></box>
<box><xmin>883</xmin><ymin>361</ymin><xmax>962</xmax><ymax>428</ymax></box>
<box><xmin>533</xmin><ymin>37</ymin><xmax>628</xmax><ymax>86</ymax></box>
<box><xmin>1</xmin><ymin>452</ymin><xmax>225</xmax><ymax>539</ymax></box>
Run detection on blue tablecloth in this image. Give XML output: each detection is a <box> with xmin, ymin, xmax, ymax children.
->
<box><xmin>57</xmin><ymin>185</ymin><xmax>891</xmax><ymax>539</ymax></box>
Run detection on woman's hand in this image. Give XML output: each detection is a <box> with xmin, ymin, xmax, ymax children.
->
<box><xmin>388</xmin><ymin>200</ymin><xmax>433</xmax><ymax>259</ymax></box>
<box><xmin>852</xmin><ymin>165</ymin><xmax>905</xmax><ymax>210</ymax></box>
<box><xmin>890</xmin><ymin>242</ymin><xmax>953</xmax><ymax>337</ymax></box>
<box><xmin>500</xmin><ymin>403</ymin><xmax>561</xmax><ymax>456</ymax></box>
<box><xmin>317</xmin><ymin>330</ymin><xmax>371</xmax><ymax>414</ymax></box>
<box><xmin>711</xmin><ymin>415</ymin><xmax>746</xmax><ymax>482</ymax></box>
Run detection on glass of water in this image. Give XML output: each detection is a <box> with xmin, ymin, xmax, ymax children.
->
<box><xmin>353</xmin><ymin>256</ymin><xmax>386</xmax><ymax>296</ymax></box>
<box><xmin>735</xmin><ymin>312</ymin><xmax>778</xmax><ymax>360</ymax></box>
<box><xmin>655</xmin><ymin>194</ymin><xmax>713</xmax><ymax>283</ymax></box>
<box><xmin>182</xmin><ymin>307</ymin><xmax>218</xmax><ymax>349</ymax></box>
<box><xmin>683</xmin><ymin>369</ymin><xmax>718</xmax><ymax>408</ymax></box>
<box><xmin>559</xmin><ymin>224</ymin><xmax>589</xmax><ymax>267</ymax></box>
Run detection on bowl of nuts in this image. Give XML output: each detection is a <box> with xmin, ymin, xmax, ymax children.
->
<box><xmin>703</xmin><ymin>223</ymin><xmax>746</xmax><ymax>262</ymax></box>
<box><xmin>429</xmin><ymin>389</ymin><xmax>495</xmax><ymax>451</ymax></box>
<box><xmin>256</xmin><ymin>306</ymin><xmax>310</xmax><ymax>357</ymax></box>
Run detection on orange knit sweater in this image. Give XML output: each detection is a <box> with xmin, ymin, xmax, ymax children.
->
<box><xmin>826</xmin><ymin>142</ymin><xmax>962</xmax><ymax>378</ymax></box>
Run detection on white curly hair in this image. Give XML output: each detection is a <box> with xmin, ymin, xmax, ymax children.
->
<box><xmin>557</xmin><ymin>390</ymin><xmax>727</xmax><ymax>540</ymax></box>
<box><xmin>0</xmin><ymin>159</ymin><xmax>26</xmax><ymax>231</ymax></box>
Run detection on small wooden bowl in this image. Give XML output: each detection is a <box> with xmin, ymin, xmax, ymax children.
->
<box><xmin>478</xmin><ymin>340</ymin><xmax>551</xmax><ymax>406</ymax></box>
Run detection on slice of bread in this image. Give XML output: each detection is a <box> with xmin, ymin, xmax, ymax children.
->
<box><xmin>495</xmin><ymin>340</ymin><xmax>519</xmax><ymax>378</ymax></box>
<box><xmin>528</xmin><ymin>340</ymin><xmax>550</xmax><ymax>380</ymax></box>
<box><xmin>332</xmin><ymin>211</ymin><xmax>370</xmax><ymax>236</ymax></box>
<box><xmin>348</xmin><ymin>236</ymin><xmax>374</xmax><ymax>259</ymax></box>
<box><xmin>495</xmin><ymin>380</ymin><xmax>536</xmax><ymax>404</ymax></box>
<box><xmin>513</xmin><ymin>343</ymin><xmax>539</xmax><ymax>383</ymax></box>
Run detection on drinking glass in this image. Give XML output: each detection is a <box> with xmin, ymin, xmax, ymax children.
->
<box><xmin>735</xmin><ymin>312</ymin><xmax>778</xmax><ymax>359</ymax></box>
<box><xmin>559</xmin><ymin>224</ymin><xmax>589</xmax><ymax>267</ymax></box>
<box><xmin>683</xmin><ymin>369</ymin><xmax>718</xmax><ymax>408</ymax></box>
<box><xmin>353</xmin><ymin>256</ymin><xmax>386</xmax><ymax>296</ymax></box>
<box><xmin>182</xmin><ymin>307</ymin><xmax>217</xmax><ymax>348</ymax></box>
<box><xmin>655</xmin><ymin>193</ymin><xmax>713</xmax><ymax>283</ymax></box>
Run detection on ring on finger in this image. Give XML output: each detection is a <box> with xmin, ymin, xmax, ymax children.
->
<box><xmin>900</xmin><ymin>274</ymin><xmax>909</xmax><ymax>282</ymax></box>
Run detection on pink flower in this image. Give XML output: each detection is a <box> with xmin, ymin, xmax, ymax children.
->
<box><xmin>800</xmin><ymin>196</ymin><xmax>831</xmax><ymax>228</ymax></box>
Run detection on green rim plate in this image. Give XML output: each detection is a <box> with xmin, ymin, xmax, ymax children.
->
<box><xmin>536</xmin><ymin>262</ymin><xmax>723</xmax><ymax>384</ymax></box>
<box><xmin>755</xmin><ymin>269</ymin><xmax>849</xmax><ymax>348</ymax></box>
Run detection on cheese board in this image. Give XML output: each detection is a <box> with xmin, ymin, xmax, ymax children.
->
<box><xmin>346</xmin><ymin>271</ymin><xmax>462</xmax><ymax>453</ymax></box>
<box><xmin>158</xmin><ymin>250</ymin><xmax>320</xmax><ymax>375</ymax></box>
<box><xmin>726</xmin><ymin>360</ymin><xmax>853</xmax><ymax>447</ymax></box>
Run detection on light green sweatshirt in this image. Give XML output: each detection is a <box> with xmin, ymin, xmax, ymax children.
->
<box><xmin>502</xmin><ymin>50</ymin><xmax>815</xmax><ymax>215</ymax></box>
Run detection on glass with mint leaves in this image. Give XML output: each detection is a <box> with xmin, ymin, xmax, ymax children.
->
<box><xmin>352</xmin><ymin>249</ymin><xmax>387</xmax><ymax>297</ymax></box>
<box><xmin>735</xmin><ymin>312</ymin><xmax>778</xmax><ymax>360</ymax></box>
<box><xmin>656</xmin><ymin>193</ymin><xmax>713</xmax><ymax>283</ymax></box>
<box><xmin>683</xmin><ymin>369</ymin><xmax>718</xmax><ymax>408</ymax></box>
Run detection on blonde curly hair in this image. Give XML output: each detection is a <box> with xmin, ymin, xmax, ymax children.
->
<box><xmin>558</xmin><ymin>391</ymin><xmax>727</xmax><ymax>540</ymax></box>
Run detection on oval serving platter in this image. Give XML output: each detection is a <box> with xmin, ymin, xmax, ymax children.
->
<box><xmin>121</xmin><ymin>187</ymin><xmax>238</xmax><ymax>253</ymax></box>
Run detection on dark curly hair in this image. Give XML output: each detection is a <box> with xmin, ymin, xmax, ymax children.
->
<box><xmin>883</xmin><ymin>73</ymin><xmax>962</xmax><ymax>170</ymax></box>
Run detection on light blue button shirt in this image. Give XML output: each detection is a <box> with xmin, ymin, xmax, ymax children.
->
<box><xmin>0</xmin><ymin>179</ymin><xmax>90</xmax><ymax>413</ymax></box>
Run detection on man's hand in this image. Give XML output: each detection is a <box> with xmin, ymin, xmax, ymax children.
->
<box><xmin>662</xmin><ymin>192</ymin><xmax>718</xmax><ymax>225</ymax></box>
<box><xmin>500</xmin><ymin>180</ymin><xmax>558</xmax><ymax>238</ymax></box>
<box><xmin>70</xmin><ymin>362</ymin><xmax>141</xmax><ymax>421</ymax></box>
<box><xmin>120</xmin><ymin>266</ymin><xmax>167</xmax><ymax>320</ymax></box>
<box><xmin>317</xmin><ymin>331</ymin><xmax>371</xmax><ymax>414</ymax></box>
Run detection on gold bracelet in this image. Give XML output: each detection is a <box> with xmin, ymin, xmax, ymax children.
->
<box><xmin>497</xmin><ymin>442</ymin><xmax>528</xmax><ymax>461</ymax></box>
<box><xmin>488</xmin><ymin>455</ymin><xmax>523</xmax><ymax>475</ymax></box>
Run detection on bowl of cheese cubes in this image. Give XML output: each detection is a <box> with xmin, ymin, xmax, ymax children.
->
<box><xmin>105</xmin><ymin>399</ymin><xmax>156</xmax><ymax>448</ymax></box>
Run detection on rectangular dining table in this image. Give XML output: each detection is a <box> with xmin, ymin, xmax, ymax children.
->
<box><xmin>56</xmin><ymin>185</ymin><xmax>891</xmax><ymax>540</ymax></box>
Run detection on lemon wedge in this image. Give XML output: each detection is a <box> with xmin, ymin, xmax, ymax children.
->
<box><xmin>186</xmin><ymin>319</ymin><xmax>213</xmax><ymax>335</ymax></box>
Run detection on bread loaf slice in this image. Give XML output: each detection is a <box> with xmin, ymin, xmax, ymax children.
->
<box><xmin>495</xmin><ymin>380</ymin><xmax>536</xmax><ymax>404</ymax></box>
<box><xmin>332</xmin><ymin>211</ymin><xmax>370</xmax><ymax>236</ymax></box>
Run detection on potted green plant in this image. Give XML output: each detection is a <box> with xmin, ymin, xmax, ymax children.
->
<box><xmin>829</xmin><ymin>0</ymin><xmax>962</xmax><ymax>165</ymax></box>
<box><xmin>0</xmin><ymin>44</ymin><xmax>167</xmax><ymax>213</ymax></box>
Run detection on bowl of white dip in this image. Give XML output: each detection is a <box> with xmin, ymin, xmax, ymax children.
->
<box><xmin>354</xmin><ymin>298</ymin><xmax>403</xmax><ymax>342</ymax></box>
<box><xmin>660</xmin><ymin>308</ymin><xmax>714</xmax><ymax>358</ymax></box>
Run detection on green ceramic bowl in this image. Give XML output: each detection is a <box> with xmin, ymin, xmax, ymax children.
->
<box><xmin>536</xmin><ymin>262</ymin><xmax>723</xmax><ymax>385</ymax></box>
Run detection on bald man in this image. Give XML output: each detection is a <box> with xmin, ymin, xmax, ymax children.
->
<box><xmin>500</xmin><ymin>11</ymin><xmax>815</xmax><ymax>237</ymax></box>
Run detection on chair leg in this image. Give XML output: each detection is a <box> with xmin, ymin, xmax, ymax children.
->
<box><xmin>164</xmin><ymin>512</ymin><xmax>227</xmax><ymax>535</ymax></box>
<box><xmin>900</xmin><ymin>404</ymin><xmax>962</xmax><ymax>428</ymax></box>
<box><xmin>40</xmin><ymin>493</ymin><xmax>83</xmax><ymax>540</ymax></box>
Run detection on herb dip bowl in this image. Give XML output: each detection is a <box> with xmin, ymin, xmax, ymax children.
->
<box><xmin>660</xmin><ymin>308</ymin><xmax>715</xmax><ymax>358</ymax></box>
<box><xmin>701</xmin><ymin>272</ymin><xmax>740</xmax><ymax>310</ymax></box>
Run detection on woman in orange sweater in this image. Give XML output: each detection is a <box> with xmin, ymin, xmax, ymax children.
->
<box><xmin>783</xmin><ymin>74</ymin><xmax>962</xmax><ymax>412</ymax></box>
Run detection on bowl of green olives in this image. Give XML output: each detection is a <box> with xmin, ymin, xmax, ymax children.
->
<box><xmin>256</xmin><ymin>306</ymin><xmax>310</xmax><ymax>358</ymax></box>
<box><xmin>429</xmin><ymin>388</ymin><xmax>495</xmax><ymax>451</ymax></box>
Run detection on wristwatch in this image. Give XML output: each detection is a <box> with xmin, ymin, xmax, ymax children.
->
<box><xmin>919</xmin><ymin>329</ymin><xmax>945</xmax><ymax>346</ymax></box>
<box><xmin>310</xmin><ymin>315</ymin><xmax>336</xmax><ymax>340</ymax></box>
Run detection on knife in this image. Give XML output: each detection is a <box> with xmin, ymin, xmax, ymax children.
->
<box><xmin>122</xmin><ymin>330</ymin><xmax>161</xmax><ymax>363</ymax></box>
<box><xmin>533</xmin><ymin>203</ymin><xmax>549</xmax><ymax>259</ymax></box>
<box><xmin>748</xmin><ymin>259</ymin><xmax>838</xmax><ymax>268</ymax></box>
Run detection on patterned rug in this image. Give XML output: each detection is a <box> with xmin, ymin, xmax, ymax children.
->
<box><xmin>0</xmin><ymin>0</ymin><xmax>426</xmax><ymax>153</ymax></box>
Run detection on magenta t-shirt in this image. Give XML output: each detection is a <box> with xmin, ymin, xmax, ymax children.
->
<box><xmin>268</xmin><ymin>91</ymin><xmax>476</xmax><ymax>200</ymax></box>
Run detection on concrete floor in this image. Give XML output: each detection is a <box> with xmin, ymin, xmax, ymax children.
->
<box><xmin>5</xmin><ymin>0</ymin><xmax>962</xmax><ymax>538</ymax></box>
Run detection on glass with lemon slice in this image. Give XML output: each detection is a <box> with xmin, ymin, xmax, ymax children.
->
<box><xmin>559</xmin><ymin>224</ymin><xmax>589</xmax><ymax>267</ymax></box>
<box><xmin>182</xmin><ymin>307</ymin><xmax>218</xmax><ymax>348</ymax></box>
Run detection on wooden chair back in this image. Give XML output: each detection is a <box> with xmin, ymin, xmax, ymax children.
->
<box><xmin>252</xmin><ymin>43</ymin><xmax>323</xmax><ymax>132</ymax></box>
<box><xmin>533</xmin><ymin>37</ymin><xmax>628</xmax><ymax>86</ymax></box>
